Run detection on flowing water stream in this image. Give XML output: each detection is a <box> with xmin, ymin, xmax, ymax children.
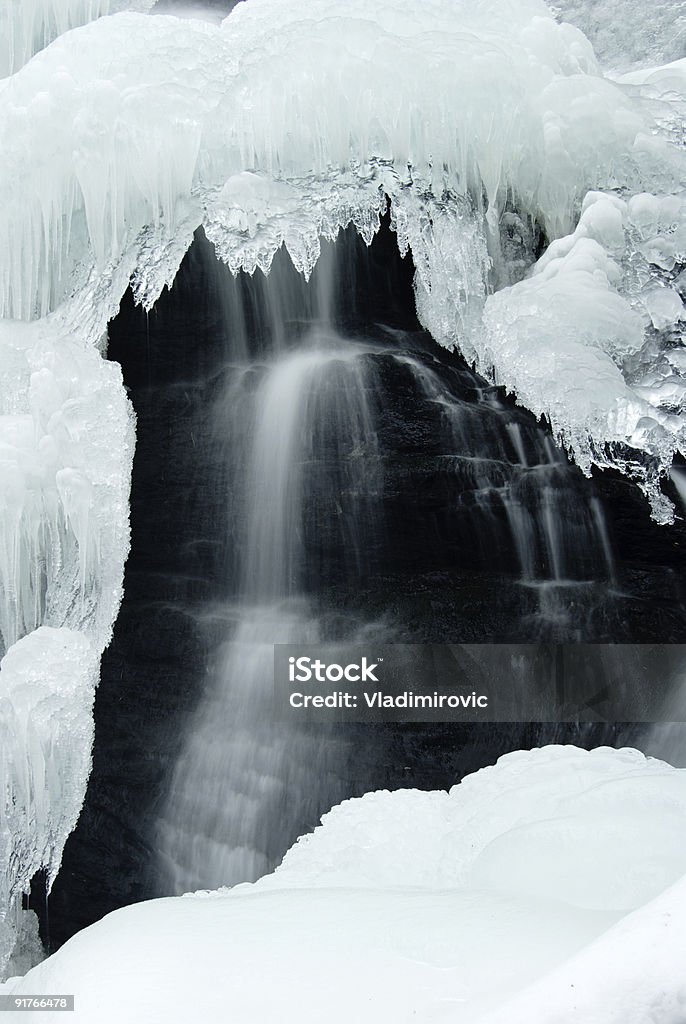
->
<box><xmin>155</xmin><ymin>227</ymin><xmax>629</xmax><ymax>894</ymax></box>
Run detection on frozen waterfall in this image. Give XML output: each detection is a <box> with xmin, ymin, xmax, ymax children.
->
<box><xmin>0</xmin><ymin>0</ymin><xmax>684</xmax><ymax>982</ymax></box>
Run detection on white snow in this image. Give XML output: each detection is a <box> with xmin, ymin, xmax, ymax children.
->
<box><xmin>3</xmin><ymin>746</ymin><xmax>685</xmax><ymax>1023</ymax></box>
<box><xmin>479</xmin><ymin>875</ymin><xmax>686</xmax><ymax>1024</ymax></box>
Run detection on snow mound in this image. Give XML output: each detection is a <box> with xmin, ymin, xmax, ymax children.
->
<box><xmin>3</xmin><ymin>746</ymin><xmax>686</xmax><ymax>1023</ymax></box>
<box><xmin>271</xmin><ymin>745</ymin><xmax>686</xmax><ymax>911</ymax></box>
<box><xmin>480</xmin><ymin>874</ymin><xmax>686</xmax><ymax>1024</ymax></box>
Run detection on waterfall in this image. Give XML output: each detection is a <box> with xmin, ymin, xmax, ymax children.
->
<box><xmin>156</xmin><ymin>240</ymin><xmax>387</xmax><ymax>893</ymax></box>
<box><xmin>242</xmin><ymin>342</ymin><xmax>381</xmax><ymax>601</ymax></box>
<box><xmin>388</xmin><ymin>349</ymin><xmax>618</xmax><ymax>639</ymax></box>
<box><xmin>154</xmin><ymin>225</ymin><xmax>631</xmax><ymax>896</ymax></box>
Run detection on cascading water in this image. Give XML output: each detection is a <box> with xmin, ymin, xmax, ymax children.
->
<box><xmin>157</xmin><ymin>243</ymin><xmax>388</xmax><ymax>893</ymax></box>
<box><xmin>393</xmin><ymin>353</ymin><xmax>618</xmax><ymax>640</ymax></box>
<box><xmin>155</xmin><ymin>224</ymin><xmax>637</xmax><ymax>896</ymax></box>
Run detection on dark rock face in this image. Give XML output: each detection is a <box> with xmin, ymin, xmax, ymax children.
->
<box><xmin>43</xmin><ymin>219</ymin><xmax>685</xmax><ymax>952</ymax></box>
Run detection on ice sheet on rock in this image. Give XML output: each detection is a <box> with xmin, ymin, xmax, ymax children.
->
<box><xmin>0</xmin><ymin>318</ymin><xmax>135</xmax><ymax>655</ymax></box>
<box><xmin>0</xmin><ymin>627</ymin><xmax>97</xmax><ymax>977</ymax></box>
<box><xmin>4</xmin><ymin>910</ymin><xmax>44</xmax><ymax>980</ymax></box>
<box><xmin>614</xmin><ymin>59</ymin><xmax>686</xmax><ymax>154</ymax></box>
<box><xmin>4</xmin><ymin>745</ymin><xmax>686</xmax><ymax>1023</ymax></box>
<box><xmin>0</xmin><ymin>0</ymin><xmax>157</xmax><ymax>78</ymax></box>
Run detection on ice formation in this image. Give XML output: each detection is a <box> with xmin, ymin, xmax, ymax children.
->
<box><xmin>0</xmin><ymin>628</ymin><xmax>97</xmax><ymax>974</ymax></box>
<box><xmin>554</xmin><ymin>0</ymin><xmax>686</xmax><ymax>71</ymax></box>
<box><xmin>0</xmin><ymin>319</ymin><xmax>134</xmax><ymax>654</ymax></box>
<box><xmin>0</xmin><ymin>313</ymin><xmax>134</xmax><ymax>973</ymax></box>
<box><xmin>3</xmin><ymin>746</ymin><xmax>686</xmax><ymax>1023</ymax></box>
<box><xmin>0</xmin><ymin>0</ymin><xmax>683</xmax><ymax>514</ymax></box>
<box><xmin>0</xmin><ymin>1</ymin><xmax>157</xmax><ymax>78</ymax></box>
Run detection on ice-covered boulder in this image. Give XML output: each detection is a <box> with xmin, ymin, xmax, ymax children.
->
<box><xmin>472</xmin><ymin>192</ymin><xmax>686</xmax><ymax>520</ymax></box>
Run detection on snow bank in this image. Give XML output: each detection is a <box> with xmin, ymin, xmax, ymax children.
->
<box><xmin>480</xmin><ymin>874</ymin><xmax>686</xmax><ymax>1024</ymax></box>
<box><xmin>3</xmin><ymin>746</ymin><xmax>686</xmax><ymax>1023</ymax></box>
<box><xmin>271</xmin><ymin>745</ymin><xmax>686</xmax><ymax>910</ymax></box>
